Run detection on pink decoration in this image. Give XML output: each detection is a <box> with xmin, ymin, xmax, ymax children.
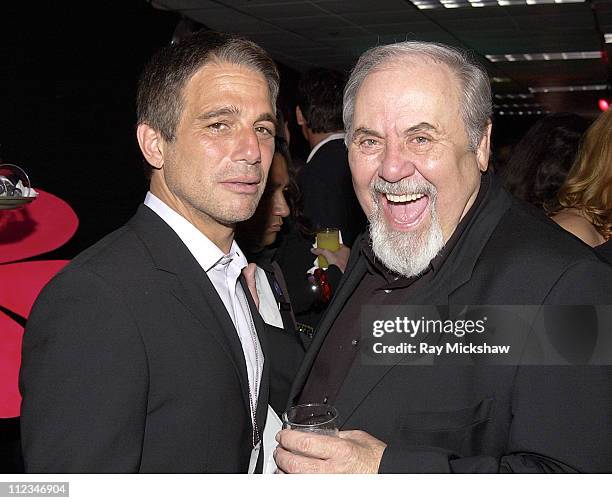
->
<box><xmin>0</xmin><ymin>260</ymin><xmax>68</xmax><ymax>318</ymax></box>
<box><xmin>0</xmin><ymin>189</ymin><xmax>77</xmax><ymax>418</ymax></box>
<box><xmin>0</xmin><ymin>314</ymin><xmax>24</xmax><ymax>418</ymax></box>
<box><xmin>0</xmin><ymin>190</ymin><xmax>78</xmax><ymax>264</ymax></box>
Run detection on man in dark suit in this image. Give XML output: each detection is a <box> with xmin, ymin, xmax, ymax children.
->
<box><xmin>274</xmin><ymin>41</ymin><xmax>612</xmax><ymax>473</ymax></box>
<box><xmin>275</xmin><ymin>68</ymin><xmax>366</xmax><ymax>333</ymax></box>
<box><xmin>19</xmin><ymin>31</ymin><xmax>284</xmax><ymax>473</ymax></box>
<box><xmin>295</xmin><ymin>67</ymin><xmax>366</xmax><ymax>248</ymax></box>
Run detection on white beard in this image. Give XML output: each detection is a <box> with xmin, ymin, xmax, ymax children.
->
<box><xmin>368</xmin><ymin>178</ymin><xmax>445</xmax><ymax>278</ymax></box>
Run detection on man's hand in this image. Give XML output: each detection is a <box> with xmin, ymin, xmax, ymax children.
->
<box><xmin>311</xmin><ymin>244</ymin><xmax>351</xmax><ymax>273</ymax></box>
<box><xmin>274</xmin><ymin>429</ymin><xmax>386</xmax><ymax>474</ymax></box>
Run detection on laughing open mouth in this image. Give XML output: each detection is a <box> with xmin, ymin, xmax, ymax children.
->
<box><xmin>382</xmin><ymin>192</ymin><xmax>430</xmax><ymax>227</ymax></box>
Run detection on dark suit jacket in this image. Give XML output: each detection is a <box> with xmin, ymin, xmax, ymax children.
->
<box><xmin>297</xmin><ymin>137</ymin><xmax>366</xmax><ymax>247</ymax></box>
<box><xmin>596</xmin><ymin>239</ymin><xmax>612</xmax><ymax>264</ymax></box>
<box><xmin>288</xmin><ymin>174</ymin><xmax>612</xmax><ymax>473</ymax></box>
<box><xmin>19</xmin><ymin>205</ymin><xmax>272</xmax><ymax>473</ymax></box>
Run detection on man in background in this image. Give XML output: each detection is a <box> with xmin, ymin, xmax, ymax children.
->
<box><xmin>275</xmin><ymin>68</ymin><xmax>365</xmax><ymax>334</ymax></box>
<box><xmin>295</xmin><ymin>67</ymin><xmax>366</xmax><ymax>247</ymax></box>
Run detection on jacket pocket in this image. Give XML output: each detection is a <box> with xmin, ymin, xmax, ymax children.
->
<box><xmin>396</xmin><ymin>397</ymin><xmax>494</xmax><ymax>457</ymax></box>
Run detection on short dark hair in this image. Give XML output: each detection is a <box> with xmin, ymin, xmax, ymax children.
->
<box><xmin>297</xmin><ymin>67</ymin><xmax>346</xmax><ymax>134</ymax></box>
<box><xmin>137</xmin><ymin>30</ymin><xmax>279</xmax><ymax>143</ymax></box>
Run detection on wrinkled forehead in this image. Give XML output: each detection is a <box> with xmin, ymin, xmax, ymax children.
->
<box><xmin>365</xmin><ymin>53</ymin><xmax>460</xmax><ymax>86</ymax></box>
<box><xmin>354</xmin><ymin>57</ymin><xmax>463</xmax><ymax>129</ymax></box>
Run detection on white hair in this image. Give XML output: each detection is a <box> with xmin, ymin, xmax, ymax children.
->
<box><xmin>343</xmin><ymin>41</ymin><xmax>492</xmax><ymax>152</ymax></box>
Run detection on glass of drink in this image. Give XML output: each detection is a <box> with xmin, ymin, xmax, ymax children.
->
<box><xmin>282</xmin><ymin>403</ymin><xmax>339</xmax><ymax>436</ymax></box>
<box><xmin>315</xmin><ymin>227</ymin><xmax>340</xmax><ymax>268</ymax></box>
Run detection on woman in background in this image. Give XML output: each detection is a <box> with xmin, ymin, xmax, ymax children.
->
<box><xmin>547</xmin><ymin>111</ymin><xmax>611</xmax><ymax>260</ymax></box>
<box><xmin>237</xmin><ymin>137</ymin><xmax>296</xmax><ymax>329</ymax></box>
<box><xmin>236</xmin><ymin>136</ymin><xmax>306</xmax><ymax>413</ymax></box>
<box><xmin>498</xmin><ymin>113</ymin><xmax>590</xmax><ymax>209</ymax></box>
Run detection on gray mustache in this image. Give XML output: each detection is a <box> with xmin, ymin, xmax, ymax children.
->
<box><xmin>370</xmin><ymin>178</ymin><xmax>436</xmax><ymax>197</ymax></box>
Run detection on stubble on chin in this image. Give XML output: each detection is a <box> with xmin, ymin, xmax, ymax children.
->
<box><xmin>212</xmin><ymin>187</ymin><xmax>266</xmax><ymax>225</ymax></box>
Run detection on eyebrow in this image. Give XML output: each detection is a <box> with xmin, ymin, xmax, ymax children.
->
<box><xmin>255</xmin><ymin>112</ymin><xmax>278</xmax><ymax>130</ymax></box>
<box><xmin>403</xmin><ymin>122</ymin><xmax>438</xmax><ymax>135</ymax></box>
<box><xmin>196</xmin><ymin>106</ymin><xmax>240</xmax><ymax>122</ymax></box>
<box><xmin>196</xmin><ymin>108</ymin><xmax>277</xmax><ymax>130</ymax></box>
<box><xmin>352</xmin><ymin>127</ymin><xmax>383</xmax><ymax>140</ymax></box>
<box><xmin>352</xmin><ymin>122</ymin><xmax>438</xmax><ymax>140</ymax></box>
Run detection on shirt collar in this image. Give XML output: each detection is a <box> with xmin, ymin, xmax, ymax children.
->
<box><xmin>306</xmin><ymin>132</ymin><xmax>346</xmax><ymax>163</ymax></box>
<box><xmin>144</xmin><ymin>191</ymin><xmax>247</xmax><ymax>273</ymax></box>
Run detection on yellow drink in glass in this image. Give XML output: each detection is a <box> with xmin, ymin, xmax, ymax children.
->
<box><xmin>316</xmin><ymin>228</ymin><xmax>340</xmax><ymax>268</ymax></box>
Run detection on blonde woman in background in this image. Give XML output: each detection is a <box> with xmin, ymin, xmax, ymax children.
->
<box><xmin>547</xmin><ymin>111</ymin><xmax>612</xmax><ymax>259</ymax></box>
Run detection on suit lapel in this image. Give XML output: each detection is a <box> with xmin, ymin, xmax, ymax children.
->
<box><xmin>171</xmin><ymin>272</ymin><xmax>252</xmax><ymax>414</ymax></box>
<box><xmin>128</xmin><ymin>205</ymin><xmax>252</xmax><ymax>417</ymax></box>
<box><xmin>437</xmin><ymin>174</ymin><xmax>513</xmax><ymax>300</ymax></box>
<box><xmin>238</xmin><ymin>275</ymin><xmax>270</xmax><ymax>437</ymax></box>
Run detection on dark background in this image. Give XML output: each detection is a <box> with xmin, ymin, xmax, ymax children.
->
<box><xmin>1</xmin><ymin>1</ymin><xmax>177</xmax><ymax>257</ymax></box>
<box><xmin>0</xmin><ymin>1</ymin><xmax>308</xmax><ymax>258</ymax></box>
<box><xmin>0</xmin><ymin>0</ymin><xmax>539</xmax><ymax>260</ymax></box>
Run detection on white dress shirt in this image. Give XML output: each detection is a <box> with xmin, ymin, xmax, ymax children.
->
<box><xmin>306</xmin><ymin>132</ymin><xmax>346</xmax><ymax>163</ymax></box>
<box><xmin>144</xmin><ymin>192</ymin><xmax>264</xmax><ymax>437</ymax></box>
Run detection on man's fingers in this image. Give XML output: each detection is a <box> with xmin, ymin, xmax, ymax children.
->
<box><xmin>310</xmin><ymin>248</ymin><xmax>333</xmax><ymax>260</ymax></box>
<box><xmin>277</xmin><ymin>429</ymin><xmax>342</xmax><ymax>459</ymax></box>
<box><xmin>274</xmin><ymin>445</ymin><xmax>327</xmax><ymax>474</ymax></box>
<box><xmin>311</xmin><ymin>245</ymin><xmax>350</xmax><ymax>272</ymax></box>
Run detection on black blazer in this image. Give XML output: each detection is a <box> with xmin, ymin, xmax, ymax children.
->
<box><xmin>596</xmin><ymin>239</ymin><xmax>612</xmax><ymax>264</ymax></box>
<box><xmin>288</xmin><ymin>174</ymin><xmax>612</xmax><ymax>473</ymax></box>
<box><xmin>19</xmin><ymin>205</ymin><xmax>271</xmax><ymax>473</ymax></box>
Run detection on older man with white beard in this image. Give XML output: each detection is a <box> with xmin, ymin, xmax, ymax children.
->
<box><xmin>273</xmin><ymin>41</ymin><xmax>612</xmax><ymax>474</ymax></box>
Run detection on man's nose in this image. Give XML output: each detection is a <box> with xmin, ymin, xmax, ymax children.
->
<box><xmin>379</xmin><ymin>140</ymin><xmax>416</xmax><ymax>183</ymax></box>
<box><xmin>236</xmin><ymin>128</ymin><xmax>262</xmax><ymax>165</ymax></box>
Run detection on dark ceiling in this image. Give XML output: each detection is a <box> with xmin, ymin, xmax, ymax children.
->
<box><xmin>150</xmin><ymin>0</ymin><xmax>612</xmax><ymax>118</ymax></box>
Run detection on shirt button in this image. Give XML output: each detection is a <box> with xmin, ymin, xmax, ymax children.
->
<box><xmin>351</xmin><ymin>339</ymin><xmax>358</xmax><ymax>347</ymax></box>
<box><xmin>323</xmin><ymin>396</ymin><xmax>328</xmax><ymax>404</ymax></box>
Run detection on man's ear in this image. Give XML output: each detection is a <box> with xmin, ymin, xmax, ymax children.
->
<box><xmin>476</xmin><ymin>121</ymin><xmax>492</xmax><ymax>172</ymax></box>
<box><xmin>136</xmin><ymin>123</ymin><xmax>165</xmax><ymax>170</ymax></box>
<box><xmin>295</xmin><ymin>106</ymin><xmax>305</xmax><ymax>127</ymax></box>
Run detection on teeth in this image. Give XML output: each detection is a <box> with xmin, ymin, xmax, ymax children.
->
<box><xmin>385</xmin><ymin>193</ymin><xmax>425</xmax><ymax>203</ymax></box>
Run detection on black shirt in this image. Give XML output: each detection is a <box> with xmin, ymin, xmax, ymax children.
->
<box><xmin>299</xmin><ymin>174</ymin><xmax>490</xmax><ymax>406</ymax></box>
